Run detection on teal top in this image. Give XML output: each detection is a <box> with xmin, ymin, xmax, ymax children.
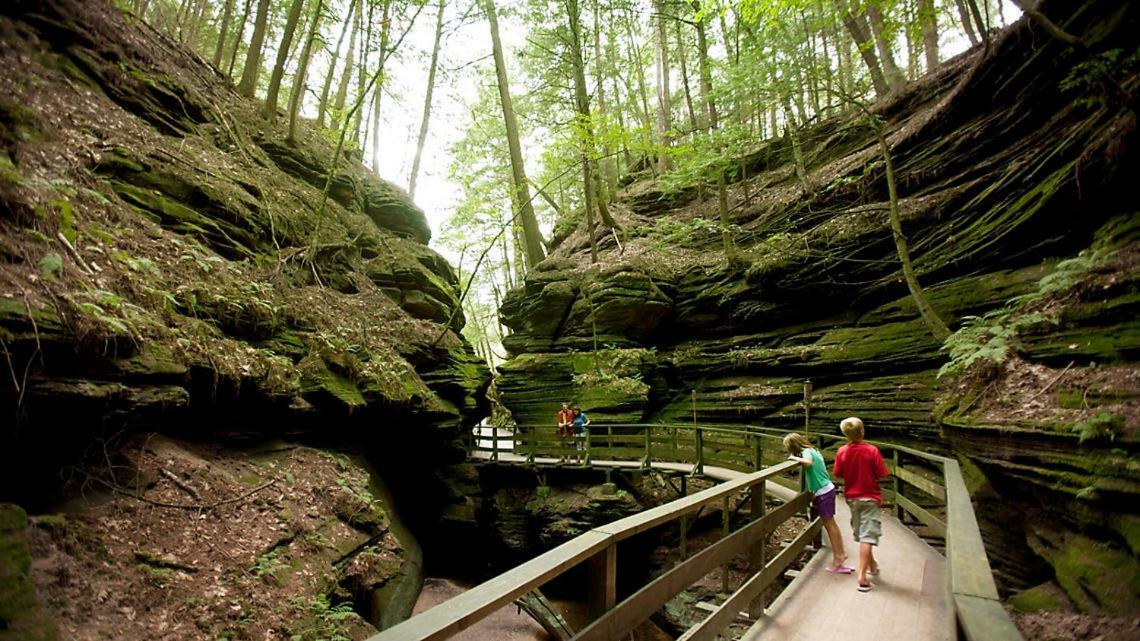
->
<box><xmin>803</xmin><ymin>448</ymin><xmax>833</xmax><ymax>494</ymax></box>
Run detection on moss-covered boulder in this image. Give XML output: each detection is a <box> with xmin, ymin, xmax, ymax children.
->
<box><xmin>0</xmin><ymin>504</ymin><xmax>54</xmax><ymax>641</ymax></box>
<box><xmin>1027</xmin><ymin>527</ymin><xmax>1140</xmax><ymax>614</ymax></box>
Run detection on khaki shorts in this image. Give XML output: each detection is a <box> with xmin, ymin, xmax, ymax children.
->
<box><xmin>849</xmin><ymin>499</ymin><xmax>882</xmax><ymax>546</ymax></box>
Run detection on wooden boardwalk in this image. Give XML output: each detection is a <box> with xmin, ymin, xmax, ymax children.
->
<box><xmin>473</xmin><ymin>449</ymin><xmax>950</xmax><ymax>641</ymax></box>
<box><xmin>740</xmin><ymin>498</ymin><xmax>949</xmax><ymax>641</ymax></box>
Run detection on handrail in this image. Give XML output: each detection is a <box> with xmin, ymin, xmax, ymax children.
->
<box><xmin>371</xmin><ymin>459</ymin><xmax>802</xmax><ymax>641</ymax></box>
<box><xmin>435</xmin><ymin>422</ymin><xmax>1021</xmax><ymax>641</ymax></box>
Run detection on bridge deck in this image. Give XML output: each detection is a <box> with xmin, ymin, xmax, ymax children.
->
<box><xmin>473</xmin><ymin>450</ymin><xmax>950</xmax><ymax>641</ymax></box>
<box><xmin>740</xmin><ymin>499</ymin><xmax>949</xmax><ymax>641</ymax></box>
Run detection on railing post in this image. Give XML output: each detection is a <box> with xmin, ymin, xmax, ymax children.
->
<box><xmin>893</xmin><ymin>448</ymin><xmax>902</xmax><ymax>521</ymax></box>
<box><xmin>748</xmin><ymin>478</ymin><xmax>767</xmax><ymax>617</ymax></box>
<box><xmin>584</xmin><ymin>427</ymin><xmax>592</xmax><ymax>466</ymax></box>
<box><xmin>492</xmin><ymin>426</ymin><xmax>499</xmax><ymax>461</ymax></box>
<box><xmin>693</xmin><ymin>427</ymin><xmax>704</xmax><ymax>476</ymax></box>
<box><xmin>527</xmin><ymin>425</ymin><xmax>537</xmax><ymax>465</ymax></box>
<box><xmin>587</xmin><ymin>543</ymin><xmax>617</xmax><ymax>619</ymax></box>
<box><xmin>752</xmin><ymin>433</ymin><xmax>763</xmax><ymax>471</ymax></box>
<box><xmin>721</xmin><ymin>495</ymin><xmax>731</xmax><ymax>595</ymax></box>
<box><xmin>803</xmin><ymin>378</ymin><xmax>813</xmax><ymax>428</ymax></box>
<box><xmin>679</xmin><ymin>475</ymin><xmax>689</xmax><ymax>560</ymax></box>
<box><xmin>642</xmin><ymin>425</ymin><xmax>651</xmax><ymax>468</ymax></box>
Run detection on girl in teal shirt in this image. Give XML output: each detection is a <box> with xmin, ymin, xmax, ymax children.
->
<box><xmin>785</xmin><ymin>433</ymin><xmax>852</xmax><ymax>574</ymax></box>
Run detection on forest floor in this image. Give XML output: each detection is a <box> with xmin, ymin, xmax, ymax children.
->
<box><xmin>26</xmin><ymin>434</ymin><xmax>395</xmax><ymax>641</ymax></box>
<box><xmin>1010</xmin><ymin>610</ymin><xmax>1140</xmax><ymax>641</ymax></box>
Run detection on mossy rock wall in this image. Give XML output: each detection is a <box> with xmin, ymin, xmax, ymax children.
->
<box><xmin>0</xmin><ymin>0</ymin><xmax>488</xmax><ymax>508</ymax></box>
<box><xmin>495</xmin><ymin>0</ymin><xmax>1140</xmax><ymax>610</ymax></box>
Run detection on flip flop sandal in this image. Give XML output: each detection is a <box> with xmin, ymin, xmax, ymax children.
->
<box><xmin>825</xmin><ymin>565</ymin><xmax>855</xmax><ymax>574</ymax></box>
<box><xmin>857</xmin><ymin>582</ymin><xmax>874</xmax><ymax>592</ymax></box>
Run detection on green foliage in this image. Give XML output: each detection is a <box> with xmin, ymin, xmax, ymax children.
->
<box><xmin>251</xmin><ymin>549</ymin><xmax>287</xmax><ymax>578</ymax></box>
<box><xmin>287</xmin><ymin>595</ymin><xmax>359</xmax><ymax>641</ymax></box>
<box><xmin>638</xmin><ymin>216</ymin><xmax>742</xmax><ymax>250</ymax></box>
<box><xmin>38</xmin><ymin>252</ymin><xmax>63</xmax><ymax>277</ymax></box>
<box><xmin>1059</xmin><ymin>47</ymin><xmax>1140</xmax><ymax>109</ymax></box>
<box><xmin>937</xmin><ymin>310</ymin><xmax>1053</xmax><ymax>378</ymax></box>
<box><xmin>1071</xmin><ymin>412</ymin><xmax>1123</xmax><ymax>444</ymax></box>
<box><xmin>572</xmin><ymin>370</ymin><xmax>649</xmax><ymax>395</ymax></box>
<box><xmin>939</xmin><ymin>250</ymin><xmax>1105</xmax><ymax>378</ymax></box>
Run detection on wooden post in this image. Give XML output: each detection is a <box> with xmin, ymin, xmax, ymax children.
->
<box><xmin>492</xmin><ymin>426</ymin><xmax>499</xmax><ymax>461</ymax></box>
<box><xmin>679</xmin><ymin>475</ymin><xmax>689</xmax><ymax>560</ymax></box>
<box><xmin>747</xmin><ymin>478</ymin><xmax>767</xmax><ymax>617</ymax></box>
<box><xmin>584</xmin><ymin>427</ymin><xmax>592</xmax><ymax>466</ymax></box>
<box><xmin>528</xmin><ymin>425</ymin><xmax>537</xmax><ymax>465</ymax></box>
<box><xmin>721</xmin><ymin>495</ymin><xmax>731</xmax><ymax>595</ymax></box>
<box><xmin>642</xmin><ymin>425</ymin><xmax>651</xmax><ymax>468</ymax></box>
<box><xmin>693</xmin><ymin>427</ymin><xmax>705</xmax><ymax>476</ymax></box>
<box><xmin>752</xmin><ymin>434</ymin><xmax>762</xmax><ymax>471</ymax></box>
<box><xmin>803</xmin><ymin>379</ymin><xmax>813</xmax><ymax>429</ymax></box>
<box><xmin>587</xmin><ymin>543</ymin><xmax>617</xmax><ymax>619</ymax></box>
<box><xmin>893</xmin><ymin>448</ymin><xmax>902</xmax><ymax>521</ymax></box>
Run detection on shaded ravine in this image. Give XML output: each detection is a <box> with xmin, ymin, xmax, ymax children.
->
<box><xmin>357</xmin><ymin>455</ymin><xmax>426</xmax><ymax>631</ymax></box>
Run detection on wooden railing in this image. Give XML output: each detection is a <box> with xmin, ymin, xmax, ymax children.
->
<box><xmin>372</xmin><ymin>457</ymin><xmax>812</xmax><ymax>641</ymax></box>
<box><xmin>386</xmin><ymin>423</ymin><xmax>1021</xmax><ymax>641</ymax></box>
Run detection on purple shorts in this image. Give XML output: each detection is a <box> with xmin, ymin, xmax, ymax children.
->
<box><xmin>812</xmin><ymin>487</ymin><xmax>837</xmax><ymax>519</ymax></box>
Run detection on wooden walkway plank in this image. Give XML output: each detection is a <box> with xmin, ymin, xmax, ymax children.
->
<box><xmin>739</xmin><ymin>499</ymin><xmax>950</xmax><ymax>641</ymax></box>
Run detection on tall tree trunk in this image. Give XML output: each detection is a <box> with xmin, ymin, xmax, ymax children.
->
<box><xmin>918</xmin><ymin>0</ymin><xmax>938</xmax><ymax>71</ymax></box>
<box><xmin>821</xmin><ymin>13</ymin><xmax>835</xmax><ymax>112</ymax></box>
<box><xmin>186</xmin><ymin>0</ymin><xmax>209</xmax><ymax>49</ymax></box>
<box><xmin>954</xmin><ymin>0</ymin><xmax>980</xmax><ymax>45</ymax></box>
<box><xmin>263</xmin><ymin>0</ymin><xmax>307</xmax><ymax>118</ymax></box>
<box><xmin>838</xmin><ymin>0</ymin><xmax>889</xmax><ymax>97</ymax></box>
<box><xmin>675</xmin><ymin>19</ymin><xmax>698</xmax><ymax>135</ymax></box>
<box><xmin>226</xmin><ymin>0</ymin><xmax>254</xmax><ymax>77</ymax></box>
<box><xmin>592</xmin><ymin>0</ymin><xmax>617</xmax><ymax>197</ymax></box>
<box><xmin>652</xmin><ymin>0</ymin><xmax>672</xmax><ymax>172</ymax></box>
<box><xmin>484</xmin><ymin>0</ymin><xmax>545</xmax><ymax>270</ymax></box>
<box><xmin>237</xmin><ymin>0</ymin><xmax>271</xmax><ymax>97</ymax></box>
<box><xmin>567</xmin><ymin>0</ymin><xmax>612</xmax><ymax>257</ymax></box>
<box><xmin>623</xmin><ymin>7</ymin><xmax>654</xmax><ymax>157</ymax></box>
<box><xmin>874</xmin><ymin>126</ymin><xmax>949</xmax><ymax>340</ymax></box>
<box><xmin>866</xmin><ymin>4</ymin><xmax>905</xmax><ymax>92</ymax></box>
<box><xmin>288</xmin><ymin>0</ymin><xmax>325</xmax><ymax>142</ymax></box>
<box><xmin>370</xmin><ymin>0</ymin><xmax>393</xmax><ymax>169</ymax></box>
<box><xmin>332</xmin><ymin>4</ymin><xmax>360</xmax><ymax>126</ymax></box>
<box><xmin>965</xmin><ymin>0</ymin><xmax>989</xmax><ymax>46</ymax></box>
<box><xmin>408</xmin><ymin>0</ymin><xmax>445</xmax><ymax>198</ymax></box>
<box><xmin>175</xmin><ymin>0</ymin><xmax>194</xmax><ymax>41</ymax></box>
<box><xmin>352</xmin><ymin>0</ymin><xmax>375</xmax><ymax>143</ymax></box>
<box><xmin>318</xmin><ymin>0</ymin><xmax>357</xmax><ymax>128</ymax></box>
<box><xmin>568</xmin><ymin>0</ymin><xmax>618</xmax><ymax>230</ymax></box>
<box><xmin>692</xmin><ymin>1</ymin><xmax>733</xmax><ymax>259</ymax></box>
<box><xmin>212</xmin><ymin>0</ymin><xmax>236</xmax><ymax>68</ymax></box>
<box><xmin>783</xmin><ymin>99</ymin><xmax>813</xmax><ymax>197</ymax></box>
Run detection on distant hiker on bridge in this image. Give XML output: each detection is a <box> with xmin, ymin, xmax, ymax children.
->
<box><xmin>557</xmin><ymin>402</ymin><xmax>573</xmax><ymax>437</ymax></box>
<box><xmin>571</xmin><ymin>406</ymin><xmax>590</xmax><ymax>462</ymax></box>
<box><xmin>833</xmin><ymin>417</ymin><xmax>890</xmax><ymax>593</ymax></box>
<box><xmin>784</xmin><ymin>433</ymin><xmax>852</xmax><ymax>575</ymax></box>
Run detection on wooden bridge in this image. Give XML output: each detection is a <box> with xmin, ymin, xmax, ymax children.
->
<box><xmin>371</xmin><ymin>424</ymin><xmax>1023</xmax><ymax>641</ymax></box>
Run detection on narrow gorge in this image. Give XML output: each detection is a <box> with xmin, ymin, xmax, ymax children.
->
<box><xmin>0</xmin><ymin>0</ymin><xmax>1136</xmax><ymax>640</ymax></box>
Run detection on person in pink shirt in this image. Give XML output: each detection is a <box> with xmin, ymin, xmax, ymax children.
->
<box><xmin>833</xmin><ymin>416</ymin><xmax>889</xmax><ymax>592</ymax></box>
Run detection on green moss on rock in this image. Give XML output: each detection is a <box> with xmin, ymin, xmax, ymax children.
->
<box><xmin>0</xmin><ymin>504</ymin><xmax>55</xmax><ymax>641</ymax></box>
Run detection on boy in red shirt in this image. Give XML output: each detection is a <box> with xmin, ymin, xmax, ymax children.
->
<box><xmin>833</xmin><ymin>416</ymin><xmax>889</xmax><ymax>592</ymax></box>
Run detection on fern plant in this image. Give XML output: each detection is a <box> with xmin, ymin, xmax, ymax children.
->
<box><xmin>938</xmin><ymin>310</ymin><xmax>1053</xmax><ymax>378</ymax></box>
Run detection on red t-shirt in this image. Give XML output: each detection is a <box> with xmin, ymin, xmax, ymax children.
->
<box><xmin>833</xmin><ymin>441</ymin><xmax>889</xmax><ymax>505</ymax></box>
<box><xmin>556</xmin><ymin>409</ymin><xmax>573</xmax><ymax>425</ymax></box>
